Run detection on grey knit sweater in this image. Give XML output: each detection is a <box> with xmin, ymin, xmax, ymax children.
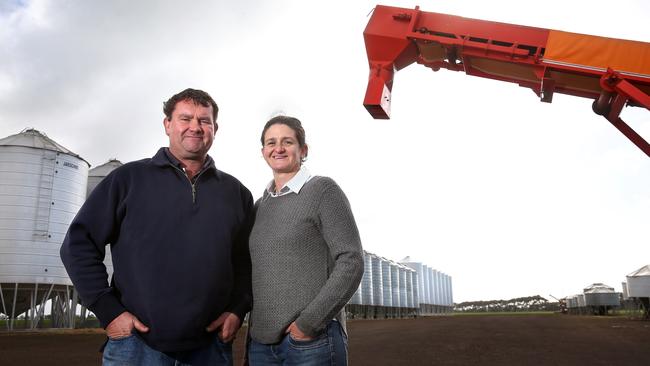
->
<box><xmin>249</xmin><ymin>176</ymin><xmax>364</xmax><ymax>344</ymax></box>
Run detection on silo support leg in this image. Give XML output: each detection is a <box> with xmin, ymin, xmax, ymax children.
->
<box><xmin>0</xmin><ymin>284</ymin><xmax>8</xmax><ymax>330</ymax></box>
<box><xmin>10</xmin><ymin>283</ymin><xmax>18</xmax><ymax>330</ymax></box>
<box><xmin>32</xmin><ymin>284</ymin><xmax>54</xmax><ymax>329</ymax></box>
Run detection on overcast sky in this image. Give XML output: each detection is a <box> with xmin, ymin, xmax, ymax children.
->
<box><xmin>1</xmin><ymin>0</ymin><xmax>648</xmax><ymax>303</ymax></box>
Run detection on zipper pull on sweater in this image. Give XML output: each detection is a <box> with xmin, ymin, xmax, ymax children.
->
<box><xmin>192</xmin><ymin>184</ymin><xmax>196</xmax><ymax>203</ymax></box>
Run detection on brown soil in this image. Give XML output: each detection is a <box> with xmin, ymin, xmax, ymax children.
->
<box><xmin>1</xmin><ymin>314</ymin><xmax>649</xmax><ymax>365</ymax></box>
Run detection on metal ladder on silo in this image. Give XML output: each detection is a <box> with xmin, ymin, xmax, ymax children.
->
<box><xmin>33</xmin><ymin>151</ymin><xmax>56</xmax><ymax>239</ymax></box>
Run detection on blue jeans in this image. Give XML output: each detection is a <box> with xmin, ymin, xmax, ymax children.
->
<box><xmin>103</xmin><ymin>334</ymin><xmax>232</xmax><ymax>366</ymax></box>
<box><xmin>248</xmin><ymin>320</ymin><xmax>348</xmax><ymax>366</ymax></box>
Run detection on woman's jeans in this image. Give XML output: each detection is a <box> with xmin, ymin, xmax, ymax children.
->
<box><xmin>102</xmin><ymin>334</ymin><xmax>232</xmax><ymax>366</ymax></box>
<box><xmin>248</xmin><ymin>320</ymin><xmax>348</xmax><ymax>366</ymax></box>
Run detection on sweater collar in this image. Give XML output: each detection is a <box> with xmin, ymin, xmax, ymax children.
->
<box><xmin>152</xmin><ymin>147</ymin><xmax>219</xmax><ymax>179</ymax></box>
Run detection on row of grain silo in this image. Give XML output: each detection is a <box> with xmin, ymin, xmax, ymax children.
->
<box><xmin>346</xmin><ymin>252</ymin><xmax>453</xmax><ymax>319</ymax></box>
<box><xmin>564</xmin><ymin>265</ymin><xmax>650</xmax><ymax>317</ymax></box>
<box><xmin>0</xmin><ymin>129</ymin><xmax>120</xmax><ymax>330</ymax></box>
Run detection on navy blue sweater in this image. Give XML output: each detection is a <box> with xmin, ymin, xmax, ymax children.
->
<box><xmin>60</xmin><ymin>148</ymin><xmax>253</xmax><ymax>352</ymax></box>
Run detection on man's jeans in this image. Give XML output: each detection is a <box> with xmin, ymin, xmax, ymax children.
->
<box><xmin>103</xmin><ymin>334</ymin><xmax>232</xmax><ymax>366</ymax></box>
<box><xmin>248</xmin><ymin>320</ymin><xmax>348</xmax><ymax>366</ymax></box>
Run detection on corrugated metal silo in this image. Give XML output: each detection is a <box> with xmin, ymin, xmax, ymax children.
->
<box><xmin>390</xmin><ymin>262</ymin><xmax>400</xmax><ymax>307</ymax></box>
<box><xmin>447</xmin><ymin>274</ymin><xmax>454</xmax><ymax>306</ymax></box>
<box><xmin>626</xmin><ymin>265</ymin><xmax>650</xmax><ymax>297</ymax></box>
<box><xmin>439</xmin><ymin>272</ymin><xmax>447</xmax><ymax>306</ymax></box>
<box><xmin>443</xmin><ymin>273</ymin><xmax>450</xmax><ymax>306</ymax></box>
<box><xmin>0</xmin><ymin>129</ymin><xmax>89</xmax><ymax>328</ymax></box>
<box><xmin>421</xmin><ymin>264</ymin><xmax>430</xmax><ymax>305</ymax></box>
<box><xmin>411</xmin><ymin>268</ymin><xmax>420</xmax><ymax>307</ymax></box>
<box><xmin>371</xmin><ymin>254</ymin><xmax>383</xmax><ymax>307</ymax></box>
<box><xmin>431</xmin><ymin>269</ymin><xmax>438</xmax><ymax>305</ymax></box>
<box><xmin>428</xmin><ymin>267</ymin><xmax>435</xmax><ymax>305</ymax></box>
<box><xmin>577</xmin><ymin>294</ymin><xmax>586</xmax><ymax>308</ymax></box>
<box><xmin>400</xmin><ymin>258</ymin><xmax>423</xmax><ymax>306</ymax></box>
<box><xmin>405</xmin><ymin>268</ymin><xmax>415</xmax><ymax>308</ymax></box>
<box><xmin>86</xmin><ymin>159</ymin><xmax>122</xmax><ymax>196</ymax></box>
<box><xmin>349</xmin><ymin>282</ymin><xmax>362</xmax><ymax>305</ymax></box>
<box><xmin>381</xmin><ymin>258</ymin><xmax>392</xmax><ymax>307</ymax></box>
<box><xmin>583</xmin><ymin>283</ymin><xmax>619</xmax><ymax>307</ymax></box>
<box><xmin>361</xmin><ymin>251</ymin><xmax>373</xmax><ymax>305</ymax></box>
<box><xmin>398</xmin><ymin>265</ymin><xmax>407</xmax><ymax>308</ymax></box>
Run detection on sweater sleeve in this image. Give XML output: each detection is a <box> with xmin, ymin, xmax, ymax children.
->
<box><xmin>224</xmin><ymin>186</ymin><xmax>254</xmax><ymax>320</ymax></box>
<box><xmin>60</xmin><ymin>171</ymin><xmax>127</xmax><ymax>328</ymax></box>
<box><xmin>294</xmin><ymin>181</ymin><xmax>364</xmax><ymax>336</ymax></box>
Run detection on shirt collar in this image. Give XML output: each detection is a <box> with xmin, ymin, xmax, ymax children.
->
<box><xmin>266</xmin><ymin>166</ymin><xmax>312</xmax><ymax>197</ymax></box>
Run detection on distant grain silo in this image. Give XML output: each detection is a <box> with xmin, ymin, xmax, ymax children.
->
<box><xmin>0</xmin><ymin>129</ymin><xmax>89</xmax><ymax>329</ymax></box>
<box><xmin>371</xmin><ymin>254</ymin><xmax>383</xmax><ymax>308</ymax></box>
<box><xmin>626</xmin><ymin>265</ymin><xmax>650</xmax><ymax>317</ymax></box>
<box><xmin>398</xmin><ymin>265</ymin><xmax>407</xmax><ymax>309</ymax></box>
<box><xmin>390</xmin><ymin>262</ymin><xmax>400</xmax><ymax>309</ymax></box>
<box><xmin>86</xmin><ymin>159</ymin><xmax>122</xmax><ymax>196</ymax></box>
<box><xmin>621</xmin><ymin>282</ymin><xmax>629</xmax><ymax>300</ymax></box>
<box><xmin>381</xmin><ymin>258</ymin><xmax>393</xmax><ymax>307</ymax></box>
<box><xmin>583</xmin><ymin>283</ymin><xmax>620</xmax><ymax>315</ymax></box>
<box><xmin>577</xmin><ymin>293</ymin><xmax>586</xmax><ymax>309</ymax></box>
<box><xmin>626</xmin><ymin>265</ymin><xmax>650</xmax><ymax>298</ymax></box>
<box><xmin>361</xmin><ymin>251</ymin><xmax>373</xmax><ymax>306</ymax></box>
<box><xmin>421</xmin><ymin>264</ymin><xmax>430</xmax><ymax>309</ymax></box>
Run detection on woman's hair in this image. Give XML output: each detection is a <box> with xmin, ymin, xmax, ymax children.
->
<box><xmin>260</xmin><ymin>115</ymin><xmax>306</xmax><ymax>147</ymax></box>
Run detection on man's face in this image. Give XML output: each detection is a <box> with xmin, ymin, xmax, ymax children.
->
<box><xmin>164</xmin><ymin>99</ymin><xmax>215</xmax><ymax>162</ymax></box>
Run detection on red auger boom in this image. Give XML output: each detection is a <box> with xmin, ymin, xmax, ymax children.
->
<box><xmin>363</xmin><ymin>5</ymin><xmax>650</xmax><ymax>157</ymax></box>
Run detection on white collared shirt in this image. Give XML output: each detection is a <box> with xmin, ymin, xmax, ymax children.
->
<box><xmin>266</xmin><ymin>166</ymin><xmax>312</xmax><ymax>198</ymax></box>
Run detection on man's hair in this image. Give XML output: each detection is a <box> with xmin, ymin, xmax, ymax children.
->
<box><xmin>260</xmin><ymin>115</ymin><xmax>306</xmax><ymax>147</ymax></box>
<box><xmin>163</xmin><ymin>88</ymin><xmax>219</xmax><ymax>123</ymax></box>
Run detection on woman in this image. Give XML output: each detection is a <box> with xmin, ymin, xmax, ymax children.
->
<box><xmin>247</xmin><ymin>115</ymin><xmax>364</xmax><ymax>365</ymax></box>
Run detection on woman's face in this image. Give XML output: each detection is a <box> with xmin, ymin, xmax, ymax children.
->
<box><xmin>262</xmin><ymin>123</ymin><xmax>307</xmax><ymax>174</ymax></box>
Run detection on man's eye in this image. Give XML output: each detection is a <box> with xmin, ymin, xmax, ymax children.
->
<box><xmin>200</xmin><ymin>119</ymin><xmax>211</xmax><ymax>124</ymax></box>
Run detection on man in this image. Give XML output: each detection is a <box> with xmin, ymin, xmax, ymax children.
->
<box><xmin>60</xmin><ymin>88</ymin><xmax>253</xmax><ymax>365</ymax></box>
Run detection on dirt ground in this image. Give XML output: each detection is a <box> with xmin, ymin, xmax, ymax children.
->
<box><xmin>1</xmin><ymin>314</ymin><xmax>649</xmax><ymax>365</ymax></box>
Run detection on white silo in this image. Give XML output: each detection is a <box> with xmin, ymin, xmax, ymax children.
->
<box><xmin>411</xmin><ymin>269</ymin><xmax>420</xmax><ymax>309</ymax></box>
<box><xmin>447</xmin><ymin>275</ymin><xmax>454</xmax><ymax>307</ymax></box>
<box><xmin>431</xmin><ymin>268</ymin><xmax>437</xmax><ymax>306</ymax></box>
<box><xmin>405</xmin><ymin>268</ymin><xmax>415</xmax><ymax>308</ymax></box>
<box><xmin>349</xmin><ymin>283</ymin><xmax>362</xmax><ymax>305</ymax></box>
<box><xmin>371</xmin><ymin>254</ymin><xmax>383</xmax><ymax>307</ymax></box>
<box><xmin>87</xmin><ymin>159</ymin><xmax>122</xmax><ymax>196</ymax></box>
<box><xmin>0</xmin><ymin>129</ymin><xmax>89</xmax><ymax>329</ymax></box>
<box><xmin>626</xmin><ymin>265</ymin><xmax>650</xmax><ymax>298</ymax></box>
<box><xmin>439</xmin><ymin>272</ymin><xmax>446</xmax><ymax>307</ymax></box>
<box><xmin>390</xmin><ymin>262</ymin><xmax>400</xmax><ymax>308</ymax></box>
<box><xmin>443</xmin><ymin>273</ymin><xmax>450</xmax><ymax>307</ymax></box>
<box><xmin>421</xmin><ymin>264</ymin><xmax>430</xmax><ymax>306</ymax></box>
<box><xmin>583</xmin><ymin>283</ymin><xmax>620</xmax><ymax>309</ymax></box>
<box><xmin>621</xmin><ymin>282</ymin><xmax>629</xmax><ymax>300</ymax></box>
<box><xmin>400</xmin><ymin>257</ymin><xmax>423</xmax><ymax>307</ymax></box>
<box><xmin>398</xmin><ymin>265</ymin><xmax>407</xmax><ymax>308</ymax></box>
<box><xmin>361</xmin><ymin>252</ymin><xmax>373</xmax><ymax>306</ymax></box>
<box><xmin>381</xmin><ymin>258</ymin><xmax>393</xmax><ymax>307</ymax></box>
<box><xmin>430</xmin><ymin>269</ymin><xmax>437</xmax><ymax>306</ymax></box>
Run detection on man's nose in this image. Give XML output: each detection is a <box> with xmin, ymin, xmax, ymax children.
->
<box><xmin>188</xmin><ymin>118</ymin><xmax>202</xmax><ymax>131</ymax></box>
